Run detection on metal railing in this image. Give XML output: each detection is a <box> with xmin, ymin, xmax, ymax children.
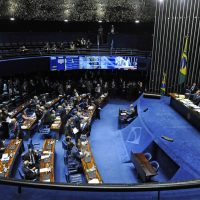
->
<box><xmin>0</xmin><ymin>48</ymin><xmax>151</xmax><ymax>60</ymax></box>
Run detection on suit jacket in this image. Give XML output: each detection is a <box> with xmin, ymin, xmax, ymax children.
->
<box><xmin>23</xmin><ymin>151</ymin><xmax>39</xmax><ymax>167</ymax></box>
<box><xmin>22</xmin><ymin>166</ymin><xmax>38</xmax><ymax>180</ymax></box>
<box><xmin>190</xmin><ymin>85</ymin><xmax>198</xmax><ymax>94</ymax></box>
<box><xmin>193</xmin><ymin>93</ymin><xmax>200</xmax><ymax>104</ymax></box>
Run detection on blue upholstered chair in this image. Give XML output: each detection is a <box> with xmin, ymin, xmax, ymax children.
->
<box><xmin>150</xmin><ymin>160</ymin><xmax>160</xmax><ymax>172</ymax></box>
<box><xmin>69</xmin><ymin>173</ymin><xmax>83</xmax><ymax>184</ymax></box>
<box><xmin>39</xmin><ymin>125</ymin><xmax>51</xmax><ymax>139</ymax></box>
<box><xmin>144</xmin><ymin>152</ymin><xmax>152</xmax><ymax>161</ymax></box>
<box><xmin>62</xmin><ymin>140</ymin><xmax>68</xmax><ymax>150</ymax></box>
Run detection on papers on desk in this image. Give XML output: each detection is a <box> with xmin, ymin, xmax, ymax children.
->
<box><xmin>176</xmin><ymin>94</ymin><xmax>185</xmax><ymax>99</ymax></box>
<box><xmin>81</xmin><ymin>141</ymin><xmax>88</xmax><ymax>146</ymax></box>
<box><xmin>21</xmin><ymin>125</ymin><xmax>28</xmax><ymax>129</ymax></box>
<box><xmin>41</xmin><ymin>154</ymin><xmax>50</xmax><ymax>160</ymax></box>
<box><xmin>88</xmin><ymin>178</ymin><xmax>100</xmax><ymax>184</ymax></box>
<box><xmin>86</xmin><ymin>166</ymin><xmax>96</xmax><ymax>179</ymax></box>
<box><xmin>43</xmin><ymin>151</ymin><xmax>51</xmax><ymax>154</ymax></box>
<box><xmin>40</xmin><ymin>167</ymin><xmax>51</xmax><ymax>173</ymax></box>
<box><xmin>83</xmin><ymin>116</ymin><xmax>89</xmax><ymax>121</ymax></box>
<box><xmin>1</xmin><ymin>153</ymin><xmax>9</xmax><ymax>161</ymax></box>
<box><xmin>73</xmin><ymin>127</ymin><xmax>79</xmax><ymax>134</ymax></box>
<box><xmin>43</xmin><ymin>179</ymin><xmax>51</xmax><ymax>182</ymax></box>
<box><xmin>84</xmin><ymin>151</ymin><xmax>91</xmax><ymax>163</ymax></box>
<box><xmin>55</xmin><ymin>116</ymin><xmax>61</xmax><ymax>120</ymax></box>
<box><xmin>88</xmin><ymin>106</ymin><xmax>94</xmax><ymax>110</ymax></box>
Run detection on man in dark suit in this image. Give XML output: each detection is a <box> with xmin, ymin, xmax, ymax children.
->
<box><xmin>10</xmin><ymin>118</ymin><xmax>22</xmax><ymax>139</ymax></box>
<box><xmin>0</xmin><ymin>139</ymin><xmax>5</xmax><ymax>159</ymax></box>
<box><xmin>22</xmin><ymin>160</ymin><xmax>39</xmax><ymax>180</ymax></box>
<box><xmin>22</xmin><ymin>145</ymin><xmax>40</xmax><ymax>168</ymax></box>
<box><xmin>192</xmin><ymin>90</ymin><xmax>200</xmax><ymax>105</ymax></box>
<box><xmin>187</xmin><ymin>83</ymin><xmax>198</xmax><ymax>94</ymax></box>
<box><xmin>58</xmin><ymin>106</ymin><xmax>68</xmax><ymax>135</ymax></box>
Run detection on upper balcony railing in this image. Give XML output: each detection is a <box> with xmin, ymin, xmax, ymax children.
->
<box><xmin>0</xmin><ymin>43</ymin><xmax>151</xmax><ymax>60</ymax></box>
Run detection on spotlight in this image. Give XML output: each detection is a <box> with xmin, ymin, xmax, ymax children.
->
<box><xmin>10</xmin><ymin>17</ymin><xmax>15</xmax><ymax>21</ymax></box>
<box><xmin>64</xmin><ymin>19</ymin><xmax>68</xmax><ymax>22</ymax></box>
<box><xmin>98</xmin><ymin>20</ymin><xmax>102</xmax><ymax>23</ymax></box>
<box><xmin>135</xmin><ymin>20</ymin><xmax>140</xmax><ymax>24</ymax></box>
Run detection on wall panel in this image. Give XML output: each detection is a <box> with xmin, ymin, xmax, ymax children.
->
<box><xmin>149</xmin><ymin>0</ymin><xmax>200</xmax><ymax>93</ymax></box>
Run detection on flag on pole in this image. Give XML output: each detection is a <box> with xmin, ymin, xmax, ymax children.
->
<box><xmin>178</xmin><ymin>36</ymin><xmax>189</xmax><ymax>85</ymax></box>
<box><xmin>161</xmin><ymin>72</ymin><xmax>166</xmax><ymax>95</ymax></box>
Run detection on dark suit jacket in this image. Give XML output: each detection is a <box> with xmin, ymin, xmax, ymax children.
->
<box><xmin>190</xmin><ymin>85</ymin><xmax>198</xmax><ymax>94</ymax></box>
<box><xmin>22</xmin><ymin>166</ymin><xmax>38</xmax><ymax>180</ymax></box>
<box><xmin>193</xmin><ymin>93</ymin><xmax>200</xmax><ymax>105</ymax></box>
<box><xmin>23</xmin><ymin>151</ymin><xmax>39</xmax><ymax>167</ymax></box>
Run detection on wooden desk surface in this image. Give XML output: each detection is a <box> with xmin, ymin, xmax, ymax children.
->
<box><xmin>39</xmin><ymin>139</ymin><xmax>55</xmax><ymax>182</ymax></box>
<box><xmin>132</xmin><ymin>153</ymin><xmax>157</xmax><ymax>181</ymax></box>
<box><xmin>46</xmin><ymin>96</ymin><xmax>63</xmax><ymax>109</ymax></box>
<box><xmin>0</xmin><ymin>139</ymin><xmax>22</xmax><ymax>177</ymax></box>
<box><xmin>21</xmin><ymin>118</ymin><xmax>37</xmax><ymax>130</ymax></box>
<box><xmin>79</xmin><ymin>140</ymin><xmax>102</xmax><ymax>183</ymax></box>
<box><xmin>10</xmin><ymin>101</ymin><xmax>29</xmax><ymax>119</ymax></box>
<box><xmin>168</xmin><ymin>93</ymin><xmax>178</xmax><ymax>99</ymax></box>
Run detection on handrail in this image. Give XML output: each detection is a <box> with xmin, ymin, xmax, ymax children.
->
<box><xmin>0</xmin><ymin>48</ymin><xmax>152</xmax><ymax>60</ymax></box>
<box><xmin>1</xmin><ymin>177</ymin><xmax>200</xmax><ymax>192</ymax></box>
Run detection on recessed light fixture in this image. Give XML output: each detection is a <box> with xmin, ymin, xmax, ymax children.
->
<box><xmin>98</xmin><ymin>20</ymin><xmax>102</xmax><ymax>23</ymax></box>
<box><xmin>135</xmin><ymin>20</ymin><xmax>140</xmax><ymax>24</ymax></box>
<box><xmin>64</xmin><ymin>19</ymin><xmax>68</xmax><ymax>22</ymax></box>
<box><xmin>10</xmin><ymin>17</ymin><xmax>15</xmax><ymax>21</ymax></box>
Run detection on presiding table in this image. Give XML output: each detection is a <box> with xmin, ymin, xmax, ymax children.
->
<box><xmin>131</xmin><ymin>153</ymin><xmax>157</xmax><ymax>182</ymax></box>
<box><xmin>169</xmin><ymin>93</ymin><xmax>200</xmax><ymax>131</ymax></box>
<box><xmin>0</xmin><ymin>139</ymin><xmax>23</xmax><ymax>178</ymax></box>
<box><xmin>39</xmin><ymin>139</ymin><xmax>55</xmax><ymax>182</ymax></box>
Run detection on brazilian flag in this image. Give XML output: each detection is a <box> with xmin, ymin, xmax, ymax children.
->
<box><xmin>178</xmin><ymin>36</ymin><xmax>189</xmax><ymax>84</ymax></box>
<box><xmin>161</xmin><ymin>72</ymin><xmax>166</xmax><ymax>95</ymax></box>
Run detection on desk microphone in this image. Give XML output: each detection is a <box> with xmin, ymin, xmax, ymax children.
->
<box><xmin>143</xmin><ymin>108</ymin><xmax>148</xmax><ymax>112</ymax></box>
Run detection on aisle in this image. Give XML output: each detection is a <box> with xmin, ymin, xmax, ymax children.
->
<box><xmin>90</xmin><ymin>99</ymin><xmax>138</xmax><ymax>183</ymax></box>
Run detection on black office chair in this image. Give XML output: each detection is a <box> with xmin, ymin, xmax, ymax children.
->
<box><xmin>144</xmin><ymin>152</ymin><xmax>152</xmax><ymax>161</ymax></box>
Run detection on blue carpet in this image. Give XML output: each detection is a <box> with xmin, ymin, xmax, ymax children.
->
<box><xmin>90</xmin><ymin>99</ymin><xmax>140</xmax><ymax>183</ymax></box>
<box><xmin>137</xmin><ymin>96</ymin><xmax>200</xmax><ymax>180</ymax></box>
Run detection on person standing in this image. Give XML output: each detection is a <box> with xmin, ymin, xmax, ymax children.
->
<box><xmin>98</xmin><ymin>25</ymin><xmax>104</xmax><ymax>44</ymax></box>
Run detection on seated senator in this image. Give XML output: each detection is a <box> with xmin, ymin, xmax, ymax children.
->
<box><xmin>22</xmin><ymin>144</ymin><xmax>40</xmax><ymax>168</ymax></box>
<box><xmin>192</xmin><ymin>90</ymin><xmax>200</xmax><ymax>105</ymax></box>
<box><xmin>0</xmin><ymin>139</ymin><xmax>5</xmax><ymax>159</ymax></box>
<box><xmin>22</xmin><ymin>160</ymin><xmax>39</xmax><ymax>181</ymax></box>
<box><xmin>186</xmin><ymin>82</ymin><xmax>198</xmax><ymax>94</ymax></box>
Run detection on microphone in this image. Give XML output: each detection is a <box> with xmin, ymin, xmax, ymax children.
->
<box><xmin>143</xmin><ymin>108</ymin><xmax>148</xmax><ymax>112</ymax></box>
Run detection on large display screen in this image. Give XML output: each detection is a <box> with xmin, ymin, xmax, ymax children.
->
<box><xmin>50</xmin><ymin>55</ymin><xmax>139</xmax><ymax>70</ymax></box>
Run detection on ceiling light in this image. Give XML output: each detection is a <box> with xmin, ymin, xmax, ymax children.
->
<box><xmin>98</xmin><ymin>20</ymin><xmax>102</xmax><ymax>23</ymax></box>
<box><xmin>135</xmin><ymin>20</ymin><xmax>140</xmax><ymax>24</ymax></box>
<box><xmin>64</xmin><ymin>19</ymin><xmax>68</xmax><ymax>22</ymax></box>
<box><xmin>10</xmin><ymin>17</ymin><xmax>15</xmax><ymax>21</ymax></box>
